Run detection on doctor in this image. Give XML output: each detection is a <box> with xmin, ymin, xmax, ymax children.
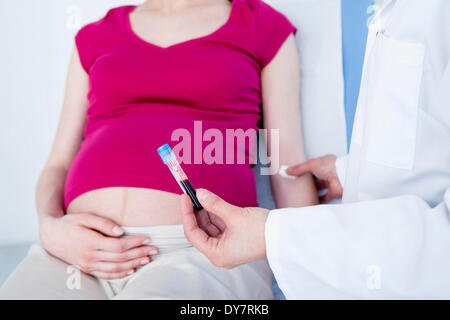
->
<box><xmin>180</xmin><ymin>0</ymin><xmax>450</xmax><ymax>299</ymax></box>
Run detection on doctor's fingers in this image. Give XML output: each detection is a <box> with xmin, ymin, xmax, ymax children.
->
<box><xmin>208</xmin><ymin>211</ymin><xmax>227</xmax><ymax>233</ymax></box>
<box><xmin>286</xmin><ymin>159</ymin><xmax>320</xmax><ymax>177</ymax></box>
<box><xmin>180</xmin><ymin>194</ymin><xmax>221</xmax><ymax>257</ymax></box>
<box><xmin>315</xmin><ymin>179</ymin><xmax>328</xmax><ymax>190</ymax></box>
<box><xmin>328</xmin><ymin>176</ymin><xmax>343</xmax><ymax>197</ymax></box>
<box><xmin>196</xmin><ymin>189</ymin><xmax>241</xmax><ymax>223</ymax></box>
<box><xmin>319</xmin><ymin>192</ymin><xmax>334</xmax><ymax>204</ymax></box>
<box><xmin>319</xmin><ymin>179</ymin><xmax>343</xmax><ymax>203</ymax></box>
<box><xmin>287</xmin><ymin>155</ymin><xmax>337</xmax><ymax>179</ymax></box>
<box><xmin>196</xmin><ymin>209</ymin><xmax>222</xmax><ymax>237</ymax></box>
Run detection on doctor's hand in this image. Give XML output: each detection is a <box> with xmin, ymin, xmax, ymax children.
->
<box><xmin>286</xmin><ymin>155</ymin><xmax>343</xmax><ymax>203</ymax></box>
<box><xmin>180</xmin><ymin>189</ymin><xmax>269</xmax><ymax>269</ymax></box>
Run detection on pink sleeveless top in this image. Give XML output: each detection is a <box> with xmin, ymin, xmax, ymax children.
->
<box><xmin>64</xmin><ymin>0</ymin><xmax>296</xmax><ymax>210</ymax></box>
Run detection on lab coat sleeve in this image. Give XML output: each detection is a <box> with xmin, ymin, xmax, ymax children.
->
<box><xmin>265</xmin><ymin>188</ymin><xmax>450</xmax><ymax>299</ymax></box>
<box><xmin>334</xmin><ymin>155</ymin><xmax>349</xmax><ymax>186</ymax></box>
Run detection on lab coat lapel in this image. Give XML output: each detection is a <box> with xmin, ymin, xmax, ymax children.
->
<box><xmin>343</xmin><ymin>0</ymin><xmax>398</xmax><ymax>203</ymax></box>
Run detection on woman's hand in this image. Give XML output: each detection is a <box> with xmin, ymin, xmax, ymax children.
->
<box><xmin>181</xmin><ymin>189</ymin><xmax>269</xmax><ymax>270</ymax></box>
<box><xmin>286</xmin><ymin>155</ymin><xmax>343</xmax><ymax>203</ymax></box>
<box><xmin>39</xmin><ymin>213</ymin><xmax>158</xmax><ymax>279</ymax></box>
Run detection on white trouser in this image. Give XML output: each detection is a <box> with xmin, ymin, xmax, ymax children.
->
<box><xmin>0</xmin><ymin>225</ymin><xmax>274</xmax><ymax>300</ymax></box>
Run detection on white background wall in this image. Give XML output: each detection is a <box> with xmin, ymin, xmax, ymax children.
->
<box><xmin>0</xmin><ymin>0</ymin><xmax>143</xmax><ymax>245</ymax></box>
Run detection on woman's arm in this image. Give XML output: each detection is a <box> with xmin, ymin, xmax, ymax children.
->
<box><xmin>36</xmin><ymin>47</ymin><xmax>157</xmax><ymax>279</ymax></box>
<box><xmin>261</xmin><ymin>35</ymin><xmax>318</xmax><ymax>208</ymax></box>
<box><xmin>35</xmin><ymin>48</ymin><xmax>88</xmax><ymax>223</ymax></box>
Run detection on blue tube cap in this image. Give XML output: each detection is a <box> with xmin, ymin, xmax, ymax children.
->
<box><xmin>157</xmin><ymin>144</ymin><xmax>174</xmax><ymax>165</ymax></box>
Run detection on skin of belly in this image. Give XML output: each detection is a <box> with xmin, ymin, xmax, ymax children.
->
<box><xmin>66</xmin><ymin>187</ymin><xmax>183</xmax><ymax>227</ymax></box>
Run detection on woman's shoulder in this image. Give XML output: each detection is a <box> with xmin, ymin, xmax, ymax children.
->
<box><xmin>236</xmin><ymin>0</ymin><xmax>295</xmax><ymax>38</ymax></box>
<box><xmin>239</xmin><ymin>0</ymin><xmax>290</xmax><ymax>21</ymax></box>
<box><xmin>76</xmin><ymin>5</ymin><xmax>132</xmax><ymax>36</ymax></box>
<box><xmin>237</xmin><ymin>0</ymin><xmax>297</xmax><ymax>68</ymax></box>
<box><xmin>74</xmin><ymin>6</ymin><xmax>132</xmax><ymax>73</ymax></box>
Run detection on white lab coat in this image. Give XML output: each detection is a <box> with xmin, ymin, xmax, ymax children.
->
<box><xmin>265</xmin><ymin>0</ymin><xmax>450</xmax><ymax>299</ymax></box>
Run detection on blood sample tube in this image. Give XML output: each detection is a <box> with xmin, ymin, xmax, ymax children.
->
<box><xmin>157</xmin><ymin>144</ymin><xmax>203</xmax><ymax>211</ymax></box>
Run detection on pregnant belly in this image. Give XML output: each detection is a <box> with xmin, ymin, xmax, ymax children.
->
<box><xmin>65</xmin><ymin>109</ymin><xmax>259</xmax><ymax>225</ymax></box>
<box><xmin>66</xmin><ymin>187</ymin><xmax>183</xmax><ymax>226</ymax></box>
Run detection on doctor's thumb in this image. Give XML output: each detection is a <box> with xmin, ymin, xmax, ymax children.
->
<box><xmin>286</xmin><ymin>160</ymin><xmax>315</xmax><ymax>177</ymax></box>
<box><xmin>197</xmin><ymin>189</ymin><xmax>237</xmax><ymax>221</ymax></box>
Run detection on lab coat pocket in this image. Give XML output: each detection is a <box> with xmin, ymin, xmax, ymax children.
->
<box><xmin>364</xmin><ymin>33</ymin><xmax>425</xmax><ymax>170</ymax></box>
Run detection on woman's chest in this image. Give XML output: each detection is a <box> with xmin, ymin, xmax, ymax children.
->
<box><xmin>129</xmin><ymin>3</ymin><xmax>232</xmax><ymax>49</ymax></box>
<box><xmin>89</xmin><ymin>42</ymin><xmax>262</xmax><ymax>111</ymax></box>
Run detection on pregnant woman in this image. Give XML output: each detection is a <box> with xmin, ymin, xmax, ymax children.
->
<box><xmin>0</xmin><ymin>0</ymin><xmax>317</xmax><ymax>299</ymax></box>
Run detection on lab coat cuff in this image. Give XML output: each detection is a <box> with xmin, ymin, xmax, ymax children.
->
<box><xmin>265</xmin><ymin>211</ymin><xmax>280</xmax><ymax>271</ymax></box>
<box><xmin>265</xmin><ymin>209</ymin><xmax>294</xmax><ymax>298</ymax></box>
<box><xmin>335</xmin><ymin>155</ymin><xmax>349</xmax><ymax>186</ymax></box>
